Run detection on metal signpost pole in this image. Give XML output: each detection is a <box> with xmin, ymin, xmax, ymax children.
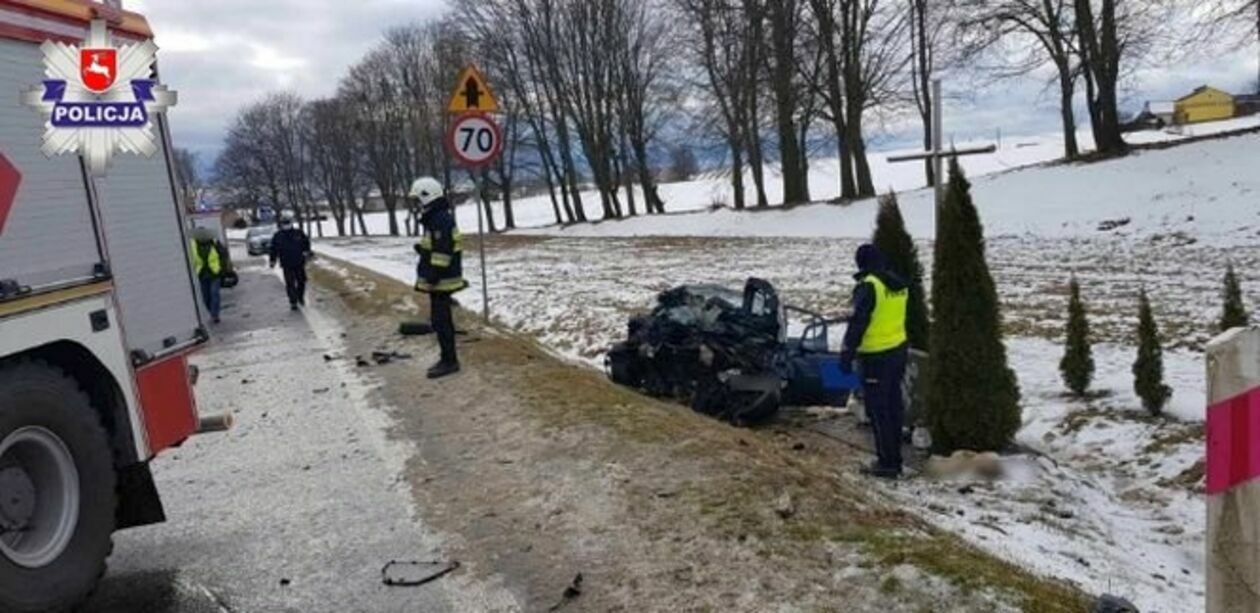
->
<box><xmin>474</xmin><ymin>170</ymin><xmax>489</xmax><ymax>323</ymax></box>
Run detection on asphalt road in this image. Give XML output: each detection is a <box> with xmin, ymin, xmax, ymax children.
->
<box><xmin>84</xmin><ymin>254</ymin><xmax>502</xmax><ymax>612</ymax></box>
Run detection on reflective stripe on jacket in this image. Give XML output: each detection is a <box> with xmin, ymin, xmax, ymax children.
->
<box><xmin>857</xmin><ymin>274</ymin><xmax>908</xmax><ymax>354</ymax></box>
<box><xmin>191</xmin><ymin>240</ymin><xmax>222</xmax><ymax>277</ymax></box>
<box><xmin>414</xmin><ymin>200</ymin><xmax>467</xmax><ymax>294</ymax></box>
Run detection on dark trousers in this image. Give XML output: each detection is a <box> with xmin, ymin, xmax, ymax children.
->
<box><xmin>283</xmin><ymin>265</ymin><xmax>307</xmax><ymax>306</ymax></box>
<box><xmin>859</xmin><ymin>345</ymin><xmax>908</xmax><ymax>472</ymax></box>
<box><xmin>430</xmin><ymin>292</ymin><xmax>457</xmax><ymax>364</ymax></box>
<box><xmin>199</xmin><ymin>276</ymin><xmax>221</xmax><ymax>319</ymax></box>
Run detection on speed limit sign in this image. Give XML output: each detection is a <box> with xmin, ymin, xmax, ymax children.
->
<box><xmin>447</xmin><ymin>112</ymin><xmax>503</xmax><ymax>169</ymax></box>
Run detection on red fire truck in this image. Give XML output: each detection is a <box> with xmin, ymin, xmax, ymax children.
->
<box><xmin>0</xmin><ymin>1</ymin><xmax>222</xmax><ymax>610</ymax></box>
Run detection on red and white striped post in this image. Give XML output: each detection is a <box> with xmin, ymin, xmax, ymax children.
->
<box><xmin>1207</xmin><ymin>327</ymin><xmax>1260</xmax><ymax>612</ymax></box>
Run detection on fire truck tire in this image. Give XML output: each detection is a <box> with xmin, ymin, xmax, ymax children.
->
<box><xmin>0</xmin><ymin>361</ymin><xmax>116</xmax><ymax>613</ymax></box>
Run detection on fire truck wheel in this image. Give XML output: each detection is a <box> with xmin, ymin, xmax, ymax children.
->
<box><xmin>0</xmin><ymin>361</ymin><xmax>116</xmax><ymax>613</ymax></box>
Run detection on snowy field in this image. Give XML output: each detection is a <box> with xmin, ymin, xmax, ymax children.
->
<box><xmin>276</xmin><ymin>116</ymin><xmax>1260</xmax><ymax>240</ymax></box>
<box><xmin>297</xmin><ymin>126</ymin><xmax>1254</xmax><ymax>610</ymax></box>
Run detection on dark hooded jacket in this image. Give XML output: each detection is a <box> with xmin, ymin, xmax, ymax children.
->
<box><xmin>841</xmin><ymin>244</ymin><xmax>909</xmax><ymax>363</ymax></box>
<box><xmin>269</xmin><ymin>226</ymin><xmax>311</xmax><ymax>270</ymax></box>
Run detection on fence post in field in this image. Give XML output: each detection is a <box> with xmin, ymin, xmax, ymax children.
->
<box><xmin>1207</xmin><ymin>326</ymin><xmax>1260</xmax><ymax>612</ymax></box>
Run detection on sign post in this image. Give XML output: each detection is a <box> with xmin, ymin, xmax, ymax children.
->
<box><xmin>446</xmin><ymin>65</ymin><xmax>501</xmax><ymax>323</ymax></box>
<box><xmin>1206</xmin><ymin>327</ymin><xmax>1260</xmax><ymax>612</ymax></box>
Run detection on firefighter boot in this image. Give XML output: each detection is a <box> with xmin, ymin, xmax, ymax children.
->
<box><xmin>426</xmin><ymin>360</ymin><xmax>460</xmax><ymax>379</ymax></box>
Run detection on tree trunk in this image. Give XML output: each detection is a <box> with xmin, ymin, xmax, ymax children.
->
<box><xmin>502</xmin><ymin>185</ymin><xmax>516</xmax><ymax>230</ymax></box>
<box><xmin>731</xmin><ymin>139</ymin><xmax>746</xmax><ymax>210</ymax></box>
<box><xmin>631</xmin><ymin>137</ymin><xmax>665</xmax><ymax>214</ymax></box>
<box><xmin>748</xmin><ymin>124</ymin><xmax>769</xmax><ymax>207</ymax></box>
<box><xmin>845</xmin><ymin>96</ymin><xmax>875</xmax><ymax>197</ymax></box>
<box><xmin>1058</xmin><ymin>65</ymin><xmax>1080</xmax><ymax>159</ymax></box>
<box><xmin>768</xmin><ymin>1</ymin><xmax>806</xmax><ymax>205</ymax></box>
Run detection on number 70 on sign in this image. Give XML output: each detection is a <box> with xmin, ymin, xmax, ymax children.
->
<box><xmin>446</xmin><ymin>112</ymin><xmax>503</xmax><ymax>169</ymax></box>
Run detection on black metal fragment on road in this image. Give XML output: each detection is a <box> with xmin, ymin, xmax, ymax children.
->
<box><xmin>380</xmin><ymin>560</ymin><xmax>461</xmax><ymax>587</ymax></box>
<box><xmin>547</xmin><ymin>573</ymin><xmax>584</xmax><ymax>611</ymax></box>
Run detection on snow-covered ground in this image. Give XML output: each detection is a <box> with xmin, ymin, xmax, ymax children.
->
<box><xmin>525</xmin><ymin>129</ymin><xmax>1260</xmax><ymax>245</ymax></box>
<box><xmin>299</xmin><ymin>123</ymin><xmax>1251</xmax><ymax>609</ymax></box>
<box><xmin>890</xmin><ymin>337</ymin><xmax>1204</xmax><ymax>612</ymax></box>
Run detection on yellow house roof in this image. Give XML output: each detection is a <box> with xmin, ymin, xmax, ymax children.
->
<box><xmin>1177</xmin><ymin>86</ymin><xmax>1233</xmax><ymax>104</ymax></box>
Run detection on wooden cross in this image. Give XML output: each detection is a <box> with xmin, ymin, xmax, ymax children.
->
<box><xmin>886</xmin><ymin>79</ymin><xmax>996</xmax><ymax>215</ymax></box>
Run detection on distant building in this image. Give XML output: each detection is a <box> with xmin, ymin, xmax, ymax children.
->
<box><xmin>1144</xmin><ymin>101</ymin><xmax>1176</xmax><ymax>126</ymax></box>
<box><xmin>1237</xmin><ymin>94</ymin><xmax>1260</xmax><ymax>117</ymax></box>
<box><xmin>1173</xmin><ymin>86</ymin><xmax>1235</xmax><ymax>124</ymax></box>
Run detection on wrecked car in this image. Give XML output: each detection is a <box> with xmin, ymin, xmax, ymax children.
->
<box><xmin>606</xmin><ymin>278</ymin><xmax>919</xmax><ymax>425</ymax></box>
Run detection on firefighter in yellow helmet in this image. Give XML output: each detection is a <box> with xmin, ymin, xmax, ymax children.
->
<box><xmin>840</xmin><ymin>244</ymin><xmax>909</xmax><ymax>479</ymax></box>
<box><xmin>409</xmin><ymin>177</ymin><xmax>467</xmax><ymax>379</ymax></box>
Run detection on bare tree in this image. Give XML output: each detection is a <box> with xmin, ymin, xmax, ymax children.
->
<box><xmin>766</xmin><ymin>0</ymin><xmax>810</xmax><ymax>204</ymax></box>
<box><xmin>172</xmin><ymin>148</ymin><xmax>202</xmax><ymax>211</ymax></box>
<box><xmin>305</xmin><ymin>97</ymin><xmax>370</xmax><ymax>237</ymax></box>
<box><xmin>213</xmin><ymin>99</ymin><xmax>287</xmax><ymax>219</ymax></box>
<box><xmin>677</xmin><ymin>0</ymin><xmax>763</xmax><ymax>209</ymax></box>
<box><xmin>809</xmin><ymin>0</ymin><xmax>908</xmax><ymax>199</ymax></box>
<box><xmin>960</xmin><ymin>0</ymin><xmax>1082</xmax><ymax>159</ymax></box>
<box><xmin>341</xmin><ymin>48</ymin><xmax>410</xmax><ymax>236</ymax></box>
<box><xmin>1073</xmin><ymin>0</ymin><xmax>1169</xmax><ymax>156</ymax></box>
<box><xmin>909</xmin><ymin>0</ymin><xmax>964</xmax><ymax>183</ymax></box>
<box><xmin>1194</xmin><ymin>1</ymin><xmax>1259</xmax><ymax>90</ymax></box>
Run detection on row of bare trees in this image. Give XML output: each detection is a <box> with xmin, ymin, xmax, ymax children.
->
<box><xmin>211</xmin><ymin>0</ymin><xmax>1258</xmax><ymax>233</ymax></box>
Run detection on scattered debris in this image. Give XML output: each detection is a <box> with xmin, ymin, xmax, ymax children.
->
<box><xmin>355</xmin><ymin>356</ymin><xmax>370</xmax><ymax>367</ymax></box>
<box><xmin>322</xmin><ymin>354</ymin><xmax>337</xmax><ymax>362</ymax></box>
<box><xmin>371</xmin><ymin>350</ymin><xmax>413</xmax><ymax>365</ymax></box>
<box><xmin>1097</xmin><ymin>217</ymin><xmax>1131</xmax><ymax>232</ymax></box>
<box><xmin>774</xmin><ymin>492</ymin><xmax>795</xmax><ymax>519</ymax></box>
<box><xmin>313</xmin><ymin>387</ymin><xmax>330</xmax><ymax>394</ymax></box>
<box><xmin>548</xmin><ymin>573</ymin><xmax>584</xmax><ymax>611</ymax></box>
<box><xmin>1090</xmin><ymin>594</ymin><xmax>1138</xmax><ymax>613</ymax></box>
<box><xmin>279</xmin><ymin>578</ymin><xmax>291</xmax><ymax>587</ymax></box>
<box><xmin>398</xmin><ymin>320</ymin><xmax>434</xmax><ymax>336</ymax></box>
<box><xmin>380</xmin><ymin>560</ymin><xmax>460</xmax><ymax>587</ymax></box>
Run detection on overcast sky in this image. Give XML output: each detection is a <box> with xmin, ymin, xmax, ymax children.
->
<box><xmin>131</xmin><ymin>0</ymin><xmax>1258</xmax><ymax>165</ymax></box>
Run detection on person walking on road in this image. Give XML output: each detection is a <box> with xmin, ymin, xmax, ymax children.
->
<box><xmin>840</xmin><ymin>244</ymin><xmax>910</xmax><ymax>480</ymax></box>
<box><xmin>191</xmin><ymin>226</ymin><xmax>232</xmax><ymax>325</ymax></box>
<box><xmin>409</xmin><ymin>177</ymin><xmax>468</xmax><ymax>379</ymax></box>
<box><xmin>269</xmin><ymin>216</ymin><xmax>312</xmax><ymax>311</ymax></box>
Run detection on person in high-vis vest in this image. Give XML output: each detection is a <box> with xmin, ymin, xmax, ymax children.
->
<box><xmin>409</xmin><ymin>177</ymin><xmax>468</xmax><ymax>379</ymax></box>
<box><xmin>190</xmin><ymin>226</ymin><xmax>232</xmax><ymax>325</ymax></box>
<box><xmin>840</xmin><ymin>244</ymin><xmax>909</xmax><ymax>479</ymax></box>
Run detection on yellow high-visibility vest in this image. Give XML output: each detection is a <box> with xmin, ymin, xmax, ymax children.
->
<box><xmin>191</xmin><ymin>241</ymin><xmax>221</xmax><ymax>276</ymax></box>
<box><xmin>857</xmin><ymin>274</ymin><xmax>908</xmax><ymax>354</ymax></box>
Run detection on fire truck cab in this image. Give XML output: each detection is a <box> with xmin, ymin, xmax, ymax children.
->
<box><xmin>0</xmin><ymin>1</ymin><xmax>211</xmax><ymax>610</ymax></box>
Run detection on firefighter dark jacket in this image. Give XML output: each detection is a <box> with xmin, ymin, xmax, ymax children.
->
<box><xmin>414</xmin><ymin>198</ymin><xmax>468</xmax><ymax>294</ymax></box>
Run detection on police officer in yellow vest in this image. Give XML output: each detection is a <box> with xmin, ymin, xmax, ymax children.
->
<box><xmin>409</xmin><ymin>177</ymin><xmax>468</xmax><ymax>379</ymax></box>
<box><xmin>190</xmin><ymin>226</ymin><xmax>232</xmax><ymax>325</ymax></box>
<box><xmin>841</xmin><ymin>244</ymin><xmax>909</xmax><ymax>479</ymax></box>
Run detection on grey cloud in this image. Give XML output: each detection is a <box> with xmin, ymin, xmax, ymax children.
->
<box><xmin>136</xmin><ymin>0</ymin><xmax>449</xmax><ymax>159</ymax></box>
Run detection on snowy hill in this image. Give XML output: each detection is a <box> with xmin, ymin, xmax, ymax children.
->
<box><xmin>291</xmin><ymin>116</ymin><xmax>1260</xmax><ymax>241</ymax></box>
<box><xmin>522</xmin><ymin>128</ymin><xmax>1260</xmax><ymax>244</ymax></box>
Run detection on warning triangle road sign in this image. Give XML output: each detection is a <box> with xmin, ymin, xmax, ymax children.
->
<box><xmin>447</xmin><ymin>64</ymin><xmax>499</xmax><ymax>114</ymax></box>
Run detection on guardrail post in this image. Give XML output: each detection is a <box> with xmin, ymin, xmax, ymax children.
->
<box><xmin>1207</xmin><ymin>327</ymin><xmax>1260</xmax><ymax>612</ymax></box>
